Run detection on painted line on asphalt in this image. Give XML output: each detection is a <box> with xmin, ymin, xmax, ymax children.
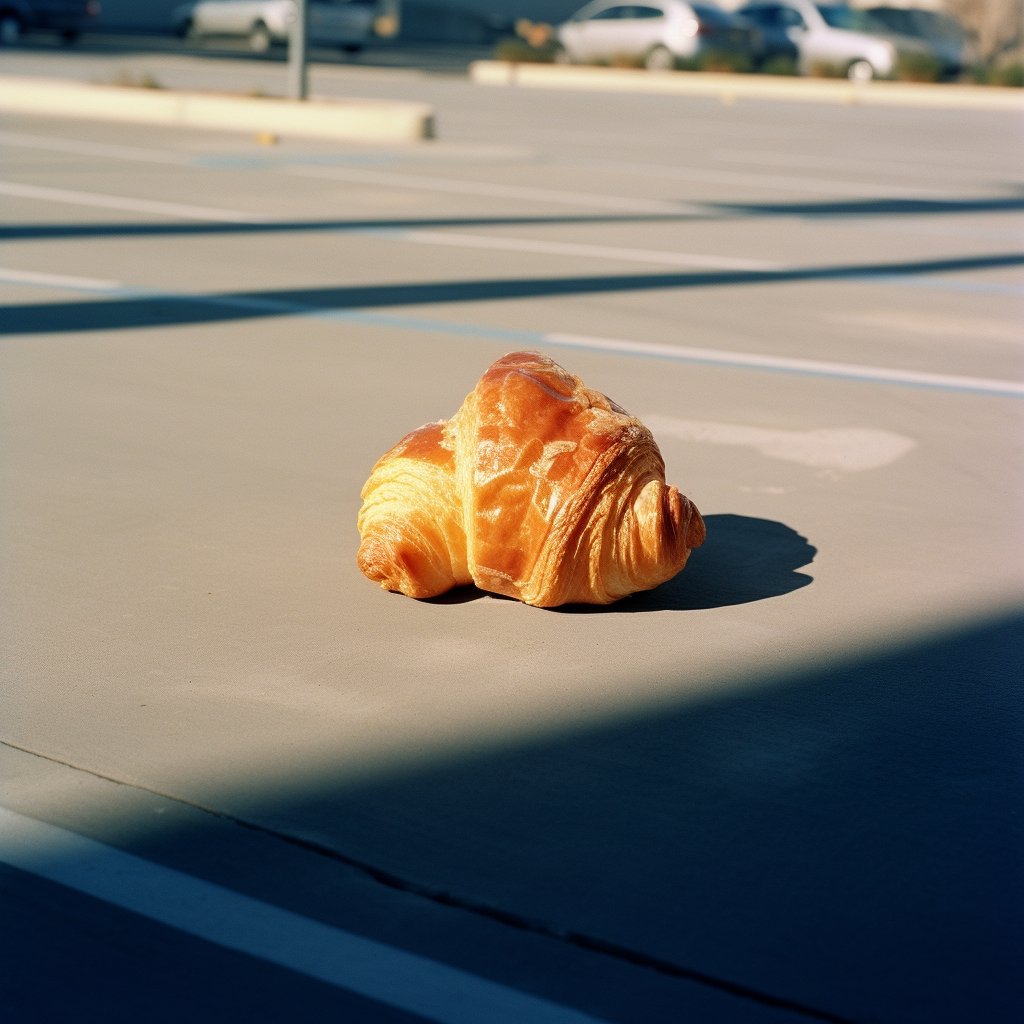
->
<box><xmin>865</xmin><ymin>274</ymin><xmax>1024</xmax><ymax>297</ymax></box>
<box><xmin>5</xmin><ymin>171</ymin><xmax>1022</xmax><ymax>291</ymax></box>
<box><xmin>543</xmin><ymin>332</ymin><xmax>1024</xmax><ymax>396</ymax></box>
<box><xmin>710</xmin><ymin>146</ymin><xmax>1008</xmax><ymax>183</ymax></box>
<box><xmin>3</xmin><ymin>174</ymin><xmax>1020</xmax><ymax>288</ymax></box>
<box><xmin>559</xmin><ymin>157</ymin><xmax>967</xmax><ymax>200</ymax></box>
<box><xmin>2</xmin><ymin>267</ymin><xmax>1021</xmax><ymax>396</ymax></box>
<box><xmin>0</xmin><ymin>266</ymin><xmax>125</xmax><ymax>291</ymax></box>
<box><xmin>0</xmin><ymin>806</ymin><xmax>608</xmax><ymax>1024</ymax></box>
<box><xmin>362</xmin><ymin>229</ymin><xmax>783</xmax><ymax>271</ymax></box>
<box><xmin>2</xmin><ymin>128</ymin><xmax>994</xmax><ymax>203</ymax></box>
<box><xmin>0</xmin><ymin>177</ymin><xmax>773</xmax><ymax>268</ymax></box>
<box><xmin>283</xmin><ymin>164</ymin><xmax>705</xmax><ymax>214</ymax></box>
<box><xmin>0</xmin><ymin>180</ymin><xmax>270</xmax><ymax>223</ymax></box>
<box><xmin>0</xmin><ymin>129</ymin><xmax>193</xmax><ymax>165</ymax></box>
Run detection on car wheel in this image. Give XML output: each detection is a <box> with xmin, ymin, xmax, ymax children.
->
<box><xmin>60</xmin><ymin>29</ymin><xmax>80</xmax><ymax>44</ymax></box>
<box><xmin>341</xmin><ymin>43</ymin><xmax>362</xmax><ymax>54</ymax></box>
<box><xmin>645</xmin><ymin>45</ymin><xmax>674</xmax><ymax>71</ymax></box>
<box><xmin>175</xmin><ymin>18</ymin><xmax>193</xmax><ymax>39</ymax></box>
<box><xmin>249</xmin><ymin>23</ymin><xmax>272</xmax><ymax>52</ymax></box>
<box><xmin>847</xmin><ymin>59</ymin><xmax>874</xmax><ymax>82</ymax></box>
<box><xmin>0</xmin><ymin>14</ymin><xmax>22</xmax><ymax>45</ymax></box>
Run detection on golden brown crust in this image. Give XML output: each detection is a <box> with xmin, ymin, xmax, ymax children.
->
<box><xmin>357</xmin><ymin>352</ymin><xmax>704</xmax><ymax>606</ymax></box>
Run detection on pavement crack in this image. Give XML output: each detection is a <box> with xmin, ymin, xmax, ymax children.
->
<box><xmin>2</xmin><ymin>739</ymin><xmax>856</xmax><ymax>1024</ymax></box>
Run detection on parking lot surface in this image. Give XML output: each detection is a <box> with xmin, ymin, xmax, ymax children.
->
<box><xmin>2</xmin><ymin>47</ymin><xmax>1023</xmax><ymax>1024</ymax></box>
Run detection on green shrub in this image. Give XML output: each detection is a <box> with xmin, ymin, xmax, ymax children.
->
<box><xmin>493</xmin><ymin>37</ymin><xmax>558</xmax><ymax>63</ymax></box>
<box><xmin>674</xmin><ymin>50</ymin><xmax>752</xmax><ymax>73</ymax></box>
<box><xmin>760</xmin><ymin>54</ymin><xmax>798</xmax><ymax>76</ymax></box>
<box><xmin>809</xmin><ymin>59</ymin><xmax>848</xmax><ymax>79</ymax></box>
<box><xmin>110</xmin><ymin>71</ymin><xmax>162</xmax><ymax>89</ymax></box>
<box><xmin>895</xmin><ymin>51</ymin><xmax>943</xmax><ymax>83</ymax></box>
<box><xmin>610</xmin><ymin>51</ymin><xmax>644</xmax><ymax>68</ymax></box>
<box><xmin>699</xmin><ymin>49</ymin><xmax>753</xmax><ymax>73</ymax></box>
<box><xmin>969</xmin><ymin>62</ymin><xmax>1024</xmax><ymax>86</ymax></box>
<box><xmin>994</xmin><ymin>63</ymin><xmax>1024</xmax><ymax>87</ymax></box>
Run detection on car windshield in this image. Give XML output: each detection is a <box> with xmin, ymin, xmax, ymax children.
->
<box><xmin>691</xmin><ymin>4</ymin><xmax>732</xmax><ymax>25</ymax></box>
<box><xmin>816</xmin><ymin>5</ymin><xmax>862</xmax><ymax>30</ymax></box>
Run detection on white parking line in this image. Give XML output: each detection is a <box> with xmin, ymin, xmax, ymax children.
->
<box><xmin>0</xmin><ymin>130</ymin><xmax>192</xmax><ymax>165</ymax></box>
<box><xmin>0</xmin><ymin>266</ymin><xmax>125</xmax><ymax>291</ymax></box>
<box><xmin>1</xmin><ymin>128</ymin><xmax>991</xmax><ymax>203</ymax></box>
<box><xmin>711</xmin><ymin>147</ymin><xmax>1015</xmax><ymax>185</ymax></box>
<box><xmin>0</xmin><ymin>180</ymin><xmax>269</xmax><ymax>223</ymax></box>
<box><xmin>545</xmin><ymin>333</ymin><xmax>1024</xmax><ymax>397</ymax></box>
<box><xmin>2</xmin><ymin>267</ymin><xmax>1021</xmax><ymax>396</ymax></box>
<box><xmin>561</xmin><ymin>158</ymin><xmax>971</xmax><ymax>200</ymax></box>
<box><xmin>0</xmin><ymin>178</ymin><xmax>772</xmax><ymax>268</ymax></box>
<box><xmin>379</xmin><ymin>230</ymin><xmax>783</xmax><ymax>271</ymax></box>
<box><xmin>0</xmin><ymin>807</ymin><xmax>608</xmax><ymax>1024</ymax></box>
<box><xmin>284</xmin><ymin>164</ymin><xmax>704</xmax><ymax>214</ymax></box>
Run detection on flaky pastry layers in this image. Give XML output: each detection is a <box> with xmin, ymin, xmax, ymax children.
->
<box><xmin>357</xmin><ymin>351</ymin><xmax>704</xmax><ymax>606</ymax></box>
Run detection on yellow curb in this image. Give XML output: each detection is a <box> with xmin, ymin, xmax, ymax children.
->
<box><xmin>0</xmin><ymin>74</ymin><xmax>435</xmax><ymax>142</ymax></box>
<box><xmin>470</xmin><ymin>60</ymin><xmax>1024</xmax><ymax>112</ymax></box>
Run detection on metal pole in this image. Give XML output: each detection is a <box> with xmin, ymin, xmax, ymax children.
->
<box><xmin>287</xmin><ymin>0</ymin><xmax>308</xmax><ymax>101</ymax></box>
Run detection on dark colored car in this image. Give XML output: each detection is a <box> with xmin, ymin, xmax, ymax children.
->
<box><xmin>688</xmin><ymin>2</ymin><xmax>763</xmax><ymax>64</ymax></box>
<box><xmin>861</xmin><ymin>5</ymin><xmax>966</xmax><ymax>76</ymax></box>
<box><xmin>735</xmin><ymin>3</ymin><xmax>801</xmax><ymax>66</ymax></box>
<box><xmin>0</xmin><ymin>1</ymin><xmax>100</xmax><ymax>44</ymax></box>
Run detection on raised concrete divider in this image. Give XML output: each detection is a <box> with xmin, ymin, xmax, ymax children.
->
<box><xmin>470</xmin><ymin>60</ymin><xmax>1024</xmax><ymax>112</ymax></box>
<box><xmin>0</xmin><ymin>75</ymin><xmax>435</xmax><ymax>142</ymax></box>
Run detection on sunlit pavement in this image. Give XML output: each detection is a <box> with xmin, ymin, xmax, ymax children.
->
<box><xmin>1</xmin><ymin>45</ymin><xmax>1022</xmax><ymax>1024</ymax></box>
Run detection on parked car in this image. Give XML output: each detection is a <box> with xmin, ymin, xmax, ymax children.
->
<box><xmin>737</xmin><ymin>1</ymin><xmax>895</xmax><ymax>80</ymax></box>
<box><xmin>557</xmin><ymin>0</ymin><xmax>760</xmax><ymax>71</ymax></box>
<box><xmin>0</xmin><ymin>0</ymin><xmax>99</xmax><ymax>44</ymax></box>
<box><xmin>173</xmin><ymin>0</ymin><xmax>379</xmax><ymax>53</ymax></box>
<box><xmin>861</xmin><ymin>5</ymin><xmax>965</xmax><ymax>77</ymax></box>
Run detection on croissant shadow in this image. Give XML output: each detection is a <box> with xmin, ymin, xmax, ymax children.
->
<box><xmin>421</xmin><ymin>515</ymin><xmax>815</xmax><ymax>611</ymax></box>
<box><xmin>560</xmin><ymin>514</ymin><xmax>815</xmax><ymax>613</ymax></box>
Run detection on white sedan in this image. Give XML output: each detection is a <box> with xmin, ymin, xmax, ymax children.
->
<box><xmin>557</xmin><ymin>1</ymin><xmax>711</xmax><ymax>71</ymax></box>
<box><xmin>173</xmin><ymin>0</ymin><xmax>379</xmax><ymax>52</ymax></box>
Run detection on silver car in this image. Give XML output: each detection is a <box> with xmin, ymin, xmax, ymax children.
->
<box><xmin>738</xmin><ymin>2</ymin><xmax>895</xmax><ymax>80</ymax></box>
<box><xmin>173</xmin><ymin>0</ymin><xmax>378</xmax><ymax>53</ymax></box>
<box><xmin>557</xmin><ymin>0</ymin><xmax>749</xmax><ymax>71</ymax></box>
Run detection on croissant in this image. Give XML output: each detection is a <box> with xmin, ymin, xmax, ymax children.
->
<box><xmin>357</xmin><ymin>351</ymin><xmax>705</xmax><ymax>607</ymax></box>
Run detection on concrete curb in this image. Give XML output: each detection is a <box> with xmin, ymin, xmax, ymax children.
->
<box><xmin>0</xmin><ymin>75</ymin><xmax>435</xmax><ymax>142</ymax></box>
<box><xmin>470</xmin><ymin>61</ymin><xmax>1024</xmax><ymax>112</ymax></box>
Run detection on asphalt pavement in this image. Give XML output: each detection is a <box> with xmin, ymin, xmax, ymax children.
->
<box><xmin>1</xmin><ymin>45</ymin><xmax>1023</xmax><ymax>1024</ymax></box>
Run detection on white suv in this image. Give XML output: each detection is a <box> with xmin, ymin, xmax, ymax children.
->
<box><xmin>739</xmin><ymin>2</ymin><xmax>895</xmax><ymax>79</ymax></box>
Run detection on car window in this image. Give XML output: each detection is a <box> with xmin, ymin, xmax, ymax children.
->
<box><xmin>745</xmin><ymin>5</ymin><xmax>805</xmax><ymax>29</ymax></box>
<box><xmin>914</xmin><ymin>11</ymin><xmax>963</xmax><ymax>43</ymax></box>
<box><xmin>864</xmin><ymin>8</ymin><xmax>916</xmax><ymax>35</ymax></box>
<box><xmin>778</xmin><ymin>6</ymin><xmax>806</xmax><ymax>28</ymax></box>
<box><xmin>587</xmin><ymin>5</ymin><xmax>664</xmax><ymax>18</ymax></box>
<box><xmin>738</xmin><ymin>6</ymin><xmax>779</xmax><ymax>27</ymax></box>
<box><xmin>691</xmin><ymin>4</ymin><xmax>732</xmax><ymax>25</ymax></box>
<box><xmin>816</xmin><ymin>5</ymin><xmax>865</xmax><ymax>30</ymax></box>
